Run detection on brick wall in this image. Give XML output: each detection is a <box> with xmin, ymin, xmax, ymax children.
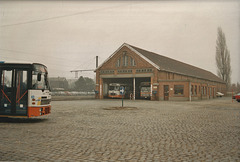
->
<box><xmin>95</xmin><ymin>45</ymin><xmax>226</xmax><ymax>101</ymax></box>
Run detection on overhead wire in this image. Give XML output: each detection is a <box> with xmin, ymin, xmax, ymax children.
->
<box><xmin>72</xmin><ymin>56</ymin><xmax>96</xmax><ymax>71</ymax></box>
<box><xmin>70</xmin><ymin>56</ymin><xmax>97</xmax><ymax>79</ymax></box>
<box><xmin>0</xmin><ymin>54</ymin><xmax>76</xmax><ymax>68</ymax></box>
<box><xmin>0</xmin><ymin>48</ymin><xmax>82</xmax><ymax>64</ymax></box>
<box><xmin>0</xmin><ymin>2</ymin><xmax>134</xmax><ymax>28</ymax></box>
<box><xmin>0</xmin><ymin>48</ymin><xmax>97</xmax><ymax>79</ymax></box>
<box><xmin>0</xmin><ymin>48</ymin><xmax>94</xmax><ymax>70</ymax></box>
<box><xmin>0</xmin><ymin>2</ymin><xmax>137</xmax><ymax>74</ymax></box>
<box><xmin>0</xmin><ymin>1</ymin><xmax>145</xmax><ymax>79</ymax></box>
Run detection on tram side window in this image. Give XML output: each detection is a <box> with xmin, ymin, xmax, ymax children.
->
<box><xmin>1</xmin><ymin>70</ymin><xmax>12</xmax><ymax>88</ymax></box>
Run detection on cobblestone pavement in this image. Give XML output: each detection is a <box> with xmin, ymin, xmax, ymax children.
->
<box><xmin>0</xmin><ymin>97</ymin><xmax>239</xmax><ymax>161</ymax></box>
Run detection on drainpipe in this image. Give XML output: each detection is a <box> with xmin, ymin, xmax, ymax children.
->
<box><xmin>100</xmin><ymin>78</ymin><xmax>103</xmax><ymax>99</ymax></box>
<box><xmin>133</xmin><ymin>77</ymin><xmax>135</xmax><ymax>100</ymax></box>
<box><xmin>189</xmin><ymin>81</ymin><xmax>191</xmax><ymax>102</ymax></box>
<box><xmin>150</xmin><ymin>77</ymin><xmax>153</xmax><ymax>100</ymax></box>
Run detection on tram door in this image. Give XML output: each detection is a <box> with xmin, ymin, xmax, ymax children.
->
<box><xmin>15</xmin><ymin>70</ymin><xmax>28</xmax><ymax>115</ymax></box>
<box><xmin>0</xmin><ymin>69</ymin><xmax>28</xmax><ymax>116</ymax></box>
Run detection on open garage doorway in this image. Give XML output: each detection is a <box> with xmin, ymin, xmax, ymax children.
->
<box><xmin>102</xmin><ymin>77</ymin><xmax>151</xmax><ymax>100</ymax></box>
<box><xmin>135</xmin><ymin>77</ymin><xmax>151</xmax><ymax>99</ymax></box>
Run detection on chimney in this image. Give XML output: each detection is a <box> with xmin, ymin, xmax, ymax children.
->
<box><xmin>96</xmin><ymin>56</ymin><xmax>98</xmax><ymax>68</ymax></box>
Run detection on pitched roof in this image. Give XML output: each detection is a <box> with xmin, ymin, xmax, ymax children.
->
<box><xmin>127</xmin><ymin>44</ymin><xmax>225</xmax><ymax>83</ymax></box>
<box><xmin>96</xmin><ymin>43</ymin><xmax>225</xmax><ymax>84</ymax></box>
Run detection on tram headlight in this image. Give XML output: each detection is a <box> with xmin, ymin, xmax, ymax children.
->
<box><xmin>40</xmin><ymin>108</ymin><xmax>43</xmax><ymax>115</ymax></box>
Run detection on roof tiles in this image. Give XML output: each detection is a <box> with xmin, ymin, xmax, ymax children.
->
<box><xmin>128</xmin><ymin>44</ymin><xmax>225</xmax><ymax>83</ymax></box>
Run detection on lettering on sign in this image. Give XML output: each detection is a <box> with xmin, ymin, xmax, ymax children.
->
<box><xmin>120</xmin><ymin>86</ymin><xmax>125</xmax><ymax>95</ymax></box>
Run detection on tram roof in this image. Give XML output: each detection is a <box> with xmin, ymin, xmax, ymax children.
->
<box><xmin>0</xmin><ymin>62</ymin><xmax>47</xmax><ymax>69</ymax></box>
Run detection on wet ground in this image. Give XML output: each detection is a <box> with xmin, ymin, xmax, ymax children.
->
<box><xmin>0</xmin><ymin>97</ymin><xmax>239</xmax><ymax>161</ymax></box>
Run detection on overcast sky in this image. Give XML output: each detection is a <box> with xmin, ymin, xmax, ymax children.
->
<box><xmin>0</xmin><ymin>0</ymin><xmax>239</xmax><ymax>83</ymax></box>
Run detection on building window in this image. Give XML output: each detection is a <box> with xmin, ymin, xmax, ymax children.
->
<box><xmin>100</xmin><ymin>70</ymin><xmax>114</xmax><ymax>74</ymax></box>
<box><xmin>191</xmin><ymin>85</ymin><xmax>193</xmax><ymax>96</ymax></box>
<box><xmin>195</xmin><ymin>85</ymin><xmax>197</xmax><ymax>95</ymax></box>
<box><xmin>117</xmin><ymin>69</ymin><xmax>132</xmax><ymax>73</ymax></box>
<box><xmin>130</xmin><ymin>57</ymin><xmax>136</xmax><ymax>66</ymax></box>
<box><xmin>174</xmin><ymin>85</ymin><xmax>184</xmax><ymax>95</ymax></box>
<box><xmin>123</xmin><ymin>52</ymin><xmax>128</xmax><ymax>66</ymax></box>
<box><xmin>116</xmin><ymin>58</ymin><xmax>121</xmax><ymax>67</ymax></box>
<box><xmin>136</xmin><ymin>68</ymin><xmax>153</xmax><ymax>73</ymax></box>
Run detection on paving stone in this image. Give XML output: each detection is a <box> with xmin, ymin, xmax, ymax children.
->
<box><xmin>0</xmin><ymin>98</ymin><xmax>239</xmax><ymax>161</ymax></box>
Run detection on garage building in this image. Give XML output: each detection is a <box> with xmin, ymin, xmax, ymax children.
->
<box><xmin>95</xmin><ymin>43</ymin><xmax>226</xmax><ymax>101</ymax></box>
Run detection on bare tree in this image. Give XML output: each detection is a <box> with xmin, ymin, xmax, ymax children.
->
<box><xmin>216</xmin><ymin>27</ymin><xmax>231</xmax><ymax>88</ymax></box>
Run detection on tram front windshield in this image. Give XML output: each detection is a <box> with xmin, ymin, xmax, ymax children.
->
<box><xmin>32</xmin><ymin>65</ymin><xmax>50</xmax><ymax>90</ymax></box>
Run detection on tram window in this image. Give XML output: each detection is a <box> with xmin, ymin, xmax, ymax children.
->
<box><xmin>32</xmin><ymin>72</ymin><xmax>47</xmax><ymax>90</ymax></box>
<box><xmin>16</xmin><ymin>71</ymin><xmax>27</xmax><ymax>90</ymax></box>
<box><xmin>1</xmin><ymin>70</ymin><xmax>12</xmax><ymax>88</ymax></box>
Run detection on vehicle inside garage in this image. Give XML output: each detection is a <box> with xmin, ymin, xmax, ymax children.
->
<box><xmin>102</xmin><ymin>77</ymin><xmax>151</xmax><ymax>99</ymax></box>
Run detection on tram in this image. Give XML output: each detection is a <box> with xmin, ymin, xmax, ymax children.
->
<box><xmin>0</xmin><ymin>63</ymin><xmax>51</xmax><ymax>118</ymax></box>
